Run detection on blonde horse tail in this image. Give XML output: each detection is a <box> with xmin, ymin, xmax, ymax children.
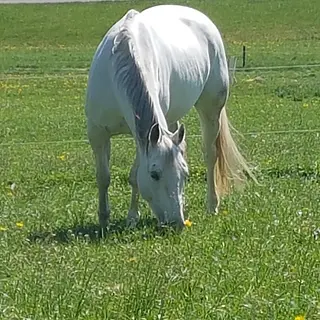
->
<box><xmin>215</xmin><ymin>106</ymin><xmax>258</xmax><ymax>197</ymax></box>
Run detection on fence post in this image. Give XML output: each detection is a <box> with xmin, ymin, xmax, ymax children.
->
<box><xmin>242</xmin><ymin>45</ymin><xmax>246</xmax><ymax>68</ymax></box>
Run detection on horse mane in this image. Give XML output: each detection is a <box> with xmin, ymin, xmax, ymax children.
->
<box><xmin>111</xmin><ymin>14</ymin><xmax>159</xmax><ymax>145</ymax></box>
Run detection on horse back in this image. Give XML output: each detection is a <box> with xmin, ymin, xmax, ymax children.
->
<box><xmin>131</xmin><ymin>5</ymin><xmax>228</xmax><ymax>122</ymax></box>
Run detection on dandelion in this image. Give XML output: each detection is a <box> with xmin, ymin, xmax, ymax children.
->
<box><xmin>16</xmin><ymin>222</ymin><xmax>24</xmax><ymax>228</ymax></box>
<box><xmin>302</xmin><ymin>103</ymin><xmax>309</xmax><ymax>108</ymax></box>
<box><xmin>58</xmin><ymin>153</ymin><xmax>67</xmax><ymax>161</ymax></box>
<box><xmin>59</xmin><ymin>154</ymin><xmax>66</xmax><ymax>161</ymax></box>
<box><xmin>184</xmin><ymin>219</ymin><xmax>192</xmax><ymax>227</ymax></box>
<box><xmin>295</xmin><ymin>315</ymin><xmax>305</xmax><ymax>320</ymax></box>
<box><xmin>0</xmin><ymin>226</ymin><xmax>8</xmax><ymax>231</ymax></box>
<box><xmin>128</xmin><ymin>257</ymin><xmax>137</xmax><ymax>263</ymax></box>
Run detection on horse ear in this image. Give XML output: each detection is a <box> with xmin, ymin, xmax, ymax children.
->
<box><xmin>172</xmin><ymin>123</ymin><xmax>185</xmax><ymax>146</ymax></box>
<box><xmin>148</xmin><ymin>123</ymin><xmax>162</xmax><ymax>147</ymax></box>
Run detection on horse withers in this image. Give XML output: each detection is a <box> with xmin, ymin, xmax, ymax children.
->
<box><xmin>85</xmin><ymin>5</ymin><xmax>256</xmax><ymax>230</ymax></box>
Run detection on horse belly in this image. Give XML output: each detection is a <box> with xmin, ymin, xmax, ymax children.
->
<box><xmin>166</xmin><ymin>82</ymin><xmax>203</xmax><ymax>123</ymax></box>
<box><xmin>165</xmin><ymin>57</ymin><xmax>209</xmax><ymax>123</ymax></box>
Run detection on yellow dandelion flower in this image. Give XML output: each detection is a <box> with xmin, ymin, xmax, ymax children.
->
<box><xmin>295</xmin><ymin>315</ymin><xmax>305</xmax><ymax>320</ymax></box>
<box><xmin>184</xmin><ymin>219</ymin><xmax>192</xmax><ymax>227</ymax></box>
<box><xmin>302</xmin><ymin>103</ymin><xmax>308</xmax><ymax>108</ymax></box>
<box><xmin>128</xmin><ymin>257</ymin><xmax>137</xmax><ymax>262</ymax></box>
<box><xmin>0</xmin><ymin>226</ymin><xmax>8</xmax><ymax>231</ymax></box>
<box><xmin>16</xmin><ymin>222</ymin><xmax>24</xmax><ymax>228</ymax></box>
<box><xmin>58</xmin><ymin>153</ymin><xmax>67</xmax><ymax>161</ymax></box>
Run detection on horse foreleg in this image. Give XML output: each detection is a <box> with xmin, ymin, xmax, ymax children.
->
<box><xmin>88</xmin><ymin>124</ymin><xmax>111</xmax><ymax>229</ymax></box>
<box><xmin>126</xmin><ymin>151</ymin><xmax>140</xmax><ymax>228</ymax></box>
<box><xmin>96</xmin><ymin>143</ymin><xmax>111</xmax><ymax>228</ymax></box>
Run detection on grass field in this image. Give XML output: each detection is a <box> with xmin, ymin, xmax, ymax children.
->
<box><xmin>1</xmin><ymin>0</ymin><xmax>320</xmax><ymax>319</ymax></box>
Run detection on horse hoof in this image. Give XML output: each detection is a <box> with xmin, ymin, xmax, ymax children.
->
<box><xmin>126</xmin><ymin>219</ymin><xmax>138</xmax><ymax>229</ymax></box>
<box><xmin>99</xmin><ymin>213</ymin><xmax>110</xmax><ymax>231</ymax></box>
<box><xmin>126</xmin><ymin>210</ymin><xmax>140</xmax><ymax>229</ymax></box>
<box><xmin>207</xmin><ymin>206</ymin><xmax>219</xmax><ymax>215</ymax></box>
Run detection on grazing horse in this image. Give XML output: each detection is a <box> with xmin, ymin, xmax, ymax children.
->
<box><xmin>85</xmin><ymin>5</ymin><xmax>255</xmax><ymax>229</ymax></box>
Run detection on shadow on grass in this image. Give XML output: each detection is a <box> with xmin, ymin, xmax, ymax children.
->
<box><xmin>28</xmin><ymin>216</ymin><xmax>182</xmax><ymax>245</ymax></box>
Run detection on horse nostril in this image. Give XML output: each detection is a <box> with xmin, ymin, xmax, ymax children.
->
<box><xmin>150</xmin><ymin>170</ymin><xmax>161</xmax><ymax>181</ymax></box>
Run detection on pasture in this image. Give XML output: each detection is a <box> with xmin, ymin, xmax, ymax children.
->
<box><xmin>0</xmin><ymin>0</ymin><xmax>320</xmax><ymax>319</ymax></box>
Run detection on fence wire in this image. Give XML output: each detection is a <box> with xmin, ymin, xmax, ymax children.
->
<box><xmin>1</xmin><ymin>63</ymin><xmax>320</xmax><ymax>81</ymax></box>
<box><xmin>1</xmin><ymin>62</ymin><xmax>319</xmax><ymax>148</ymax></box>
<box><xmin>0</xmin><ymin>129</ymin><xmax>319</xmax><ymax>148</ymax></box>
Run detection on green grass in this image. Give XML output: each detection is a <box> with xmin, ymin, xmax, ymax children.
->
<box><xmin>1</xmin><ymin>0</ymin><xmax>320</xmax><ymax>74</ymax></box>
<box><xmin>1</xmin><ymin>0</ymin><xmax>320</xmax><ymax>319</ymax></box>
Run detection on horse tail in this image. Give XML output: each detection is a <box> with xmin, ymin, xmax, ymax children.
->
<box><xmin>215</xmin><ymin>106</ymin><xmax>258</xmax><ymax>197</ymax></box>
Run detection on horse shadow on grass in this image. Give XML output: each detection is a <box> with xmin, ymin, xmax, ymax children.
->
<box><xmin>28</xmin><ymin>216</ymin><xmax>182</xmax><ymax>245</ymax></box>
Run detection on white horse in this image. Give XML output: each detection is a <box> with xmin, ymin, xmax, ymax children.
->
<box><xmin>85</xmin><ymin>4</ymin><xmax>256</xmax><ymax>229</ymax></box>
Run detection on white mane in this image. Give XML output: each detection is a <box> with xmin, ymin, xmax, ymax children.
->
<box><xmin>111</xmin><ymin>15</ymin><xmax>162</xmax><ymax>146</ymax></box>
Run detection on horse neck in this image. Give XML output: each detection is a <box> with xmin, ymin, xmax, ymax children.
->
<box><xmin>112</xmin><ymin>25</ymin><xmax>168</xmax><ymax>150</ymax></box>
<box><xmin>130</xmin><ymin>44</ymin><xmax>168</xmax><ymax>147</ymax></box>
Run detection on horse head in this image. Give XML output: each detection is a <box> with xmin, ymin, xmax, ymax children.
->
<box><xmin>137</xmin><ymin>122</ymin><xmax>189</xmax><ymax>228</ymax></box>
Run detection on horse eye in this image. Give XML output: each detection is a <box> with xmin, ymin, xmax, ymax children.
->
<box><xmin>150</xmin><ymin>171</ymin><xmax>160</xmax><ymax>181</ymax></box>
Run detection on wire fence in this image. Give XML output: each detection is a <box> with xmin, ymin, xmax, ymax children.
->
<box><xmin>1</xmin><ymin>61</ymin><xmax>319</xmax><ymax>149</ymax></box>
<box><xmin>0</xmin><ymin>129</ymin><xmax>319</xmax><ymax>148</ymax></box>
<box><xmin>1</xmin><ymin>63</ymin><xmax>320</xmax><ymax>81</ymax></box>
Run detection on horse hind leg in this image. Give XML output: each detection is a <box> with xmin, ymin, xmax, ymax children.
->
<box><xmin>196</xmin><ymin>82</ymin><xmax>256</xmax><ymax>214</ymax></box>
<box><xmin>87</xmin><ymin>123</ymin><xmax>111</xmax><ymax>229</ymax></box>
<box><xmin>196</xmin><ymin>108</ymin><xmax>221</xmax><ymax>213</ymax></box>
<box><xmin>195</xmin><ymin>87</ymin><xmax>228</xmax><ymax>214</ymax></box>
